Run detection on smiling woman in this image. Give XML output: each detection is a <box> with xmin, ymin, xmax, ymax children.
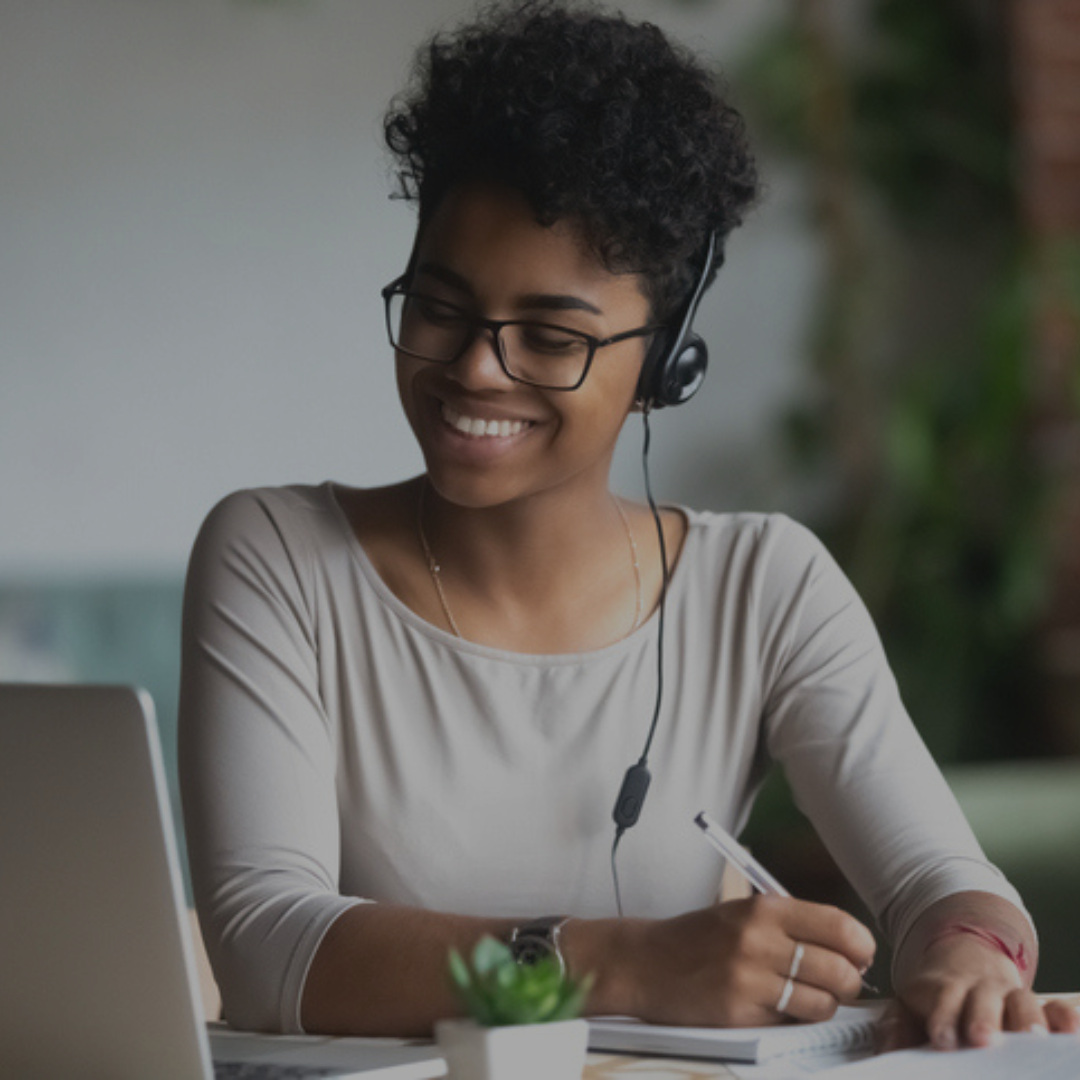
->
<box><xmin>177</xmin><ymin>0</ymin><xmax>1078</xmax><ymax>1053</ymax></box>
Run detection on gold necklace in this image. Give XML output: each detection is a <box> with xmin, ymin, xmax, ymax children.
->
<box><xmin>416</xmin><ymin>481</ymin><xmax>643</xmax><ymax>641</ymax></box>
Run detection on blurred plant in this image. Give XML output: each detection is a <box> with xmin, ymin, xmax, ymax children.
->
<box><xmin>448</xmin><ymin>937</ymin><xmax>593</xmax><ymax>1027</ymax></box>
<box><xmin>735</xmin><ymin>0</ymin><xmax>1078</xmax><ymax>763</ymax></box>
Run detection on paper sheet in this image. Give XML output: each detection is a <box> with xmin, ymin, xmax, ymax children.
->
<box><xmin>812</xmin><ymin>1033</ymin><xmax>1080</xmax><ymax>1078</ymax></box>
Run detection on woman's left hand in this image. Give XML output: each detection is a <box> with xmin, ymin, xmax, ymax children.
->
<box><xmin>878</xmin><ymin>931</ymin><xmax>1080</xmax><ymax>1052</ymax></box>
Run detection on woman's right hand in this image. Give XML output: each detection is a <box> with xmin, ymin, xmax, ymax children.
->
<box><xmin>620</xmin><ymin>895</ymin><xmax>876</xmax><ymax>1028</ymax></box>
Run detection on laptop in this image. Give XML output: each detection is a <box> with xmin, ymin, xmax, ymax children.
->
<box><xmin>0</xmin><ymin>683</ymin><xmax>446</xmax><ymax>1080</ymax></box>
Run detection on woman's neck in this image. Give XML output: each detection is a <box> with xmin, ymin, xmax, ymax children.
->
<box><xmin>416</xmin><ymin>477</ymin><xmax>647</xmax><ymax>652</ymax></box>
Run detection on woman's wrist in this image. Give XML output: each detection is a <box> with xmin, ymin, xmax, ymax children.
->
<box><xmin>561</xmin><ymin>916</ymin><xmax>649</xmax><ymax>1017</ymax></box>
<box><xmin>922</xmin><ymin>922</ymin><xmax>1030</xmax><ymax>977</ymax></box>
<box><xmin>892</xmin><ymin>891</ymin><xmax>1038</xmax><ymax>993</ymax></box>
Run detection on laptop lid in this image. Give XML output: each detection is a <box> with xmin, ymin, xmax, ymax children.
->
<box><xmin>0</xmin><ymin>683</ymin><xmax>212</xmax><ymax>1079</ymax></box>
<box><xmin>0</xmin><ymin>684</ymin><xmax>446</xmax><ymax>1080</ymax></box>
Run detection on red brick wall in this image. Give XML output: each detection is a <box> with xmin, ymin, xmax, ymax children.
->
<box><xmin>1015</xmin><ymin>0</ymin><xmax>1080</xmax><ymax>235</ymax></box>
<box><xmin>1013</xmin><ymin>0</ymin><xmax>1080</xmax><ymax>745</ymax></box>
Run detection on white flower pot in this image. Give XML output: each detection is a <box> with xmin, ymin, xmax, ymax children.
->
<box><xmin>435</xmin><ymin>1017</ymin><xmax>589</xmax><ymax>1080</ymax></box>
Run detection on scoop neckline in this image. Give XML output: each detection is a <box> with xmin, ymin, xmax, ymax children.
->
<box><xmin>322</xmin><ymin>480</ymin><xmax>695</xmax><ymax>666</ymax></box>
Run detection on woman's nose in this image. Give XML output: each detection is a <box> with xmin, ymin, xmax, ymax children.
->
<box><xmin>447</xmin><ymin>327</ymin><xmax>514</xmax><ymax>389</ymax></box>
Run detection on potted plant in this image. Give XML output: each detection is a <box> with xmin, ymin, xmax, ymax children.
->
<box><xmin>435</xmin><ymin>935</ymin><xmax>594</xmax><ymax>1080</ymax></box>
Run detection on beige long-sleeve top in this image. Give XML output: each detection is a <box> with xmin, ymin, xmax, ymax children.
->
<box><xmin>179</xmin><ymin>482</ymin><xmax>1026</xmax><ymax>1033</ymax></box>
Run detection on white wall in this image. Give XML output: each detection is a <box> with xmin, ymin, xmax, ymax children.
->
<box><xmin>0</xmin><ymin>0</ymin><xmax>815</xmax><ymax>575</ymax></box>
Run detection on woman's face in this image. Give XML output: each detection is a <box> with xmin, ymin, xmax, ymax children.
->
<box><xmin>394</xmin><ymin>183</ymin><xmax>654</xmax><ymax>511</ymax></box>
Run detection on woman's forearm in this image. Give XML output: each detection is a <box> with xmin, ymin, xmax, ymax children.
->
<box><xmin>299</xmin><ymin>904</ymin><xmax>645</xmax><ymax>1037</ymax></box>
<box><xmin>300</xmin><ymin>905</ymin><xmax>514</xmax><ymax>1036</ymax></box>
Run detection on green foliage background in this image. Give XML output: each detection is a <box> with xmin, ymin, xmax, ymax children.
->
<box><xmin>733</xmin><ymin>0</ymin><xmax>1075</xmax><ymax>767</ymax></box>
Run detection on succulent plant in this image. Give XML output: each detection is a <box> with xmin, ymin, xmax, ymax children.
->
<box><xmin>447</xmin><ymin>936</ymin><xmax>594</xmax><ymax>1027</ymax></box>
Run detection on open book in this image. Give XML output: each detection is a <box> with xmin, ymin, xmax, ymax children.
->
<box><xmin>588</xmin><ymin>1003</ymin><xmax>884</xmax><ymax>1063</ymax></box>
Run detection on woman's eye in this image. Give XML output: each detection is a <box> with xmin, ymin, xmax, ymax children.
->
<box><xmin>521</xmin><ymin>325</ymin><xmax>585</xmax><ymax>354</ymax></box>
<box><xmin>413</xmin><ymin>297</ymin><xmax>466</xmax><ymax>327</ymax></box>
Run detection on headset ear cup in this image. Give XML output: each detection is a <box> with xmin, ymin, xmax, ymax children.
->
<box><xmin>635</xmin><ymin>330</ymin><xmax>710</xmax><ymax>410</ymax></box>
<box><xmin>661</xmin><ymin>335</ymin><xmax>708</xmax><ymax>407</ymax></box>
<box><xmin>635</xmin><ymin>231</ymin><xmax>720</xmax><ymax>410</ymax></box>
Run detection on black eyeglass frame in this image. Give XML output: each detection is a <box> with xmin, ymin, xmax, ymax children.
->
<box><xmin>381</xmin><ymin>275</ymin><xmax>663</xmax><ymax>392</ymax></box>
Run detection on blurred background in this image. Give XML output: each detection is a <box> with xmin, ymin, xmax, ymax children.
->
<box><xmin>2</xmin><ymin>0</ymin><xmax>1078</xmax><ymax>990</ymax></box>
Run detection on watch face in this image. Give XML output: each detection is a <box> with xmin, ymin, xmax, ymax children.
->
<box><xmin>513</xmin><ymin>935</ymin><xmax>552</xmax><ymax>966</ymax></box>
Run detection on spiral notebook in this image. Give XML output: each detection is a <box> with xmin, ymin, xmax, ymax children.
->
<box><xmin>589</xmin><ymin>1004</ymin><xmax>884</xmax><ymax>1064</ymax></box>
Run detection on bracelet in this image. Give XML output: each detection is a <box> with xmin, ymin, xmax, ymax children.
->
<box><xmin>923</xmin><ymin>922</ymin><xmax>1030</xmax><ymax>974</ymax></box>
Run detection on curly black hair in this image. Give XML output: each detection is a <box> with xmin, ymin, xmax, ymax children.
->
<box><xmin>384</xmin><ymin>0</ymin><xmax>760</xmax><ymax>320</ymax></box>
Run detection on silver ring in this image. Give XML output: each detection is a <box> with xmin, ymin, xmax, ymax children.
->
<box><xmin>788</xmin><ymin>941</ymin><xmax>805</xmax><ymax>980</ymax></box>
<box><xmin>776</xmin><ymin>976</ymin><xmax>795</xmax><ymax>1013</ymax></box>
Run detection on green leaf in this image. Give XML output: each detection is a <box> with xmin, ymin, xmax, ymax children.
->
<box><xmin>447</xmin><ymin>937</ymin><xmax>593</xmax><ymax>1026</ymax></box>
<box><xmin>548</xmin><ymin>974</ymin><xmax>595</xmax><ymax>1022</ymax></box>
<box><xmin>447</xmin><ymin>948</ymin><xmax>472</xmax><ymax>994</ymax></box>
<box><xmin>471</xmin><ymin>936</ymin><xmax>512</xmax><ymax>977</ymax></box>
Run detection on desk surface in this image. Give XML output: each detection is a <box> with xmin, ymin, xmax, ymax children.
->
<box><xmin>585</xmin><ymin>1054</ymin><xmax>742</xmax><ymax>1078</ymax></box>
<box><xmin>580</xmin><ymin>994</ymin><xmax>1080</xmax><ymax>1079</ymax></box>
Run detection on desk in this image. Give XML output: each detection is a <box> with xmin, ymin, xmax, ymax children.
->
<box><xmin>580</xmin><ymin>994</ymin><xmax>1080</xmax><ymax>1079</ymax></box>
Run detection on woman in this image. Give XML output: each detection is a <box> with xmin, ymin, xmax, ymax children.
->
<box><xmin>179</xmin><ymin>0</ymin><xmax>1078</xmax><ymax>1050</ymax></box>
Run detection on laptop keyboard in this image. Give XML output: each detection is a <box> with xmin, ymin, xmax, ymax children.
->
<box><xmin>214</xmin><ymin>1063</ymin><xmax>340</xmax><ymax>1079</ymax></box>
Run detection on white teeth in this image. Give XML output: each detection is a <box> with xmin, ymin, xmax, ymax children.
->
<box><xmin>442</xmin><ymin>404</ymin><xmax>527</xmax><ymax>438</ymax></box>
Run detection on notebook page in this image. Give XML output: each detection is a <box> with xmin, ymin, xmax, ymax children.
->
<box><xmin>589</xmin><ymin>1005</ymin><xmax>884</xmax><ymax>1063</ymax></box>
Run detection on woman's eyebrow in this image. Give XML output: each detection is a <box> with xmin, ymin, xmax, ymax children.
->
<box><xmin>414</xmin><ymin>262</ymin><xmax>473</xmax><ymax>295</ymax></box>
<box><xmin>414</xmin><ymin>261</ymin><xmax>603</xmax><ymax>316</ymax></box>
<box><xmin>519</xmin><ymin>292</ymin><xmax>603</xmax><ymax>316</ymax></box>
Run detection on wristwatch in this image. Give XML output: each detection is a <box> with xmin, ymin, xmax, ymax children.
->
<box><xmin>508</xmin><ymin>915</ymin><xmax>571</xmax><ymax>976</ymax></box>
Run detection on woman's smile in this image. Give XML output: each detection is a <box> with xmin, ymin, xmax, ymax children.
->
<box><xmin>440</xmin><ymin>402</ymin><xmax>533</xmax><ymax>440</ymax></box>
<box><xmin>415</xmin><ymin>387</ymin><xmax>544</xmax><ymax>477</ymax></box>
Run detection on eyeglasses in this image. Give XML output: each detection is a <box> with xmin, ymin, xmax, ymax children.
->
<box><xmin>381</xmin><ymin>276</ymin><xmax>661</xmax><ymax>391</ymax></box>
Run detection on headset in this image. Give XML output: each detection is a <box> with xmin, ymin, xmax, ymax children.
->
<box><xmin>634</xmin><ymin>231</ymin><xmax>721</xmax><ymax>410</ymax></box>
<box><xmin>611</xmin><ymin>231</ymin><xmax>722</xmax><ymax>913</ymax></box>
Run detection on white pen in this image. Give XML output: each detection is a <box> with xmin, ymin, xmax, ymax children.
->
<box><xmin>695</xmin><ymin>810</ymin><xmax>790</xmax><ymax>896</ymax></box>
<box><xmin>694</xmin><ymin>810</ymin><xmax>879</xmax><ymax>995</ymax></box>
